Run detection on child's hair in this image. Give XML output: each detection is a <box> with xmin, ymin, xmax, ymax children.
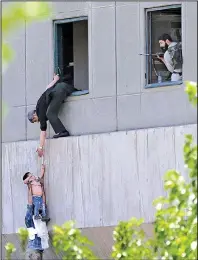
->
<box><xmin>23</xmin><ymin>172</ymin><xmax>30</xmax><ymax>181</ymax></box>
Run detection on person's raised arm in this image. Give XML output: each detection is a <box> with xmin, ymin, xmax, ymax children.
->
<box><xmin>40</xmin><ymin>164</ymin><xmax>45</xmax><ymax>179</ymax></box>
<box><xmin>46</xmin><ymin>74</ymin><xmax>60</xmax><ymax>90</ymax></box>
<box><xmin>37</xmin><ymin>131</ymin><xmax>46</xmax><ymax>157</ymax></box>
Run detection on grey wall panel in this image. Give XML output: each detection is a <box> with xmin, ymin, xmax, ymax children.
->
<box><xmin>2</xmin><ymin>24</ymin><xmax>25</xmax><ymax>107</ymax></box>
<box><xmin>136</xmin><ymin>127</ymin><xmax>175</xmax><ymax>222</ymax></box>
<box><xmin>117</xmin><ymin>94</ymin><xmax>142</xmax><ymax>131</ymax></box>
<box><xmin>26</xmin><ymin>21</ymin><xmax>51</xmax><ymax>105</ymax></box>
<box><xmin>53</xmin><ymin>1</ymin><xmax>90</xmax><ymax>15</ymax></box>
<box><xmin>2</xmin><ymin>106</ymin><xmax>26</xmax><ymax>142</ymax></box>
<box><xmin>140</xmin><ymin>88</ymin><xmax>196</xmax><ymax>129</ymax></box>
<box><xmin>73</xmin><ymin>20</ymin><xmax>89</xmax><ymax>91</ymax></box>
<box><xmin>174</xmin><ymin>124</ymin><xmax>197</xmax><ymax>181</ymax></box>
<box><xmin>183</xmin><ymin>2</ymin><xmax>197</xmax><ymax>82</ymax></box>
<box><xmin>2</xmin><ymin>124</ymin><xmax>196</xmax><ymax>234</ymax></box>
<box><xmin>51</xmin><ymin>97</ymin><xmax>117</xmax><ymax>136</ymax></box>
<box><xmin>116</xmin><ymin>4</ymin><xmax>141</xmax><ymax>95</ymax></box>
<box><xmin>91</xmin><ymin>2</ymin><xmax>115</xmax><ymax>9</ymax></box>
<box><xmin>91</xmin><ymin>6</ymin><xmax>116</xmax><ymax>98</ymax></box>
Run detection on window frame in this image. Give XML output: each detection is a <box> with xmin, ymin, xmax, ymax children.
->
<box><xmin>145</xmin><ymin>4</ymin><xmax>183</xmax><ymax>89</ymax></box>
<box><xmin>53</xmin><ymin>16</ymin><xmax>89</xmax><ymax>96</ymax></box>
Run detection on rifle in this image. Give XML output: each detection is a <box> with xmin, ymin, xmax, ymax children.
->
<box><xmin>139</xmin><ymin>52</ymin><xmax>171</xmax><ymax>81</ymax></box>
<box><xmin>139</xmin><ymin>52</ymin><xmax>164</xmax><ymax>58</ymax></box>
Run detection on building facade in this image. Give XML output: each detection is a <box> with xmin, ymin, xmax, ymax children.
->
<box><xmin>2</xmin><ymin>1</ymin><xmax>197</xmax><ymax>143</ymax></box>
<box><xmin>1</xmin><ymin>3</ymin><xmax>197</xmax><ymax>255</ymax></box>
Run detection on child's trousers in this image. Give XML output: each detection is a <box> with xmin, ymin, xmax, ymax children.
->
<box><xmin>32</xmin><ymin>196</ymin><xmax>46</xmax><ymax>219</ymax></box>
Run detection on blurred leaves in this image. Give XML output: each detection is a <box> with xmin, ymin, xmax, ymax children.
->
<box><xmin>5</xmin><ymin>243</ymin><xmax>16</xmax><ymax>260</ymax></box>
<box><xmin>2</xmin><ymin>2</ymin><xmax>51</xmax><ymax>36</ymax></box>
<box><xmin>52</xmin><ymin>220</ymin><xmax>97</xmax><ymax>260</ymax></box>
<box><xmin>17</xmin><ymin>228</ymin><xmax>28</xmax><ymax>253</ymax></box>
<box><xmin>2</xmin><ymin>100</ymin><xmax>8</xmax><ymax>119</ymax></box>
<box><xmin>185</xmin><ymin>81</ymin><xmax>197</xmax><ymax>107</ymax></box>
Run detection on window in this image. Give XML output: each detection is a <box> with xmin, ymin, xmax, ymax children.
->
<box><xmin>54</xmin><ymin>17</ymin><xmax>89</xmax><ymax>96</ymax></box>
<box><xmin>145</xmin><ymin>5</ymin><xmax>183</xmax><ymax>88</ymax></box>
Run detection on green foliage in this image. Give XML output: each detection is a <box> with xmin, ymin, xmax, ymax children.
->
<box><xmin>52</xmin><ymin>220</ymin><xmax>97</xmax><ymax>260</ymax></box>
<box><xmin>185</xmin><ymin>81</ymin><xmax>197</xmax><ymax>107</ymax></box>
<box><xmin>17</xmin><ymin>228</ymin><xmax>29</xmax><ymax>253</ymax></box>
<box><xmin>112</xmin><ymin>218</ymin><xmax>155</xmax><ymax>259</ymax></box>
<box><xmin>5</xmin><ymin>243</ymin><xmax>16</xmax><ymax>260</ymax></box>
<box><xmin>2</xmin><ymin>100</ymin><xmax>8</xmax><ymax>119</ymax></box>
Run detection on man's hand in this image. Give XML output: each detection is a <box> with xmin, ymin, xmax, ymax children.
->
<box><xmin>37</xmin><ymin>147</ymin><xmax>44</xmax><ymax>157</ymax></box>
<box><xmin>41</xmin><ymin>164</ymin><xmax>45</xmax><ymax>172</ymax></box>
<box><xmin>53</xmin><ymin>74</ymin><xmax>60</xmax><ymax>82</ymax></box>
<box><xmin>157</xmin><ymin>55</ymin><xmax>165</xmax><ymax>63</ymax></box>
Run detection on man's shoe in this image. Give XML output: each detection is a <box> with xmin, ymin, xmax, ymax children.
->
<box><xmin>53</xmin><ymin>131</ymin><xmax>70</xmax><ymax>139</ymax></box>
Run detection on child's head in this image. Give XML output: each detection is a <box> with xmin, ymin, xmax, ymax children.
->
<box><xmin>23</xmin><ymin>172</ymin><xmax>35</xmax><ymax>182</ymax></box>
<box><xmin>23</xmin><ymin>172</ymin><xmax>30</xmax><ymax>181</ymax></box>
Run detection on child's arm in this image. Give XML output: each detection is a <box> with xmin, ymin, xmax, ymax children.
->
<box><xmin>24</xmin><ymin>175</ymin><xmax>32</xmax><ymax>185</ymax></box>
<box><xmin>40</xmin><ymin>164</ymin><xmax>45</xmax><ymax>180</ymax></box>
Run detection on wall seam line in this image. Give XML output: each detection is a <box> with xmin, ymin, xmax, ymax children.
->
<box><xmin>115</xmin><ymin>2</ymin><xmax>118</xmax><ymax>131</ymax></box>
<box><xmin>25</xmin><ymin>20</ymin><xmax>27</xmax><ymax>141</ymax></box>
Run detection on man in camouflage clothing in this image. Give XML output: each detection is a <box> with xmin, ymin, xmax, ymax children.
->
<box><xmin>157</xmin><ymin>33</ymin><xmax>183</xmax><ymax>81</ymax></box>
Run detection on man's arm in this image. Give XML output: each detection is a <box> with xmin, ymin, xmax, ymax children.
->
<box><xmin>46</xmin><ymin>74</ymin><xmax>60</xmax><ymax>90</ymax></box>
<box><xmin>158</xmin><ymin>52</ymin><xmax>174</xmax><ymax>73</ymax></box>
<box><xmin>37</xmin><ymin>131</ymin><xmax>46</xmax><ymax>157</ymax></box>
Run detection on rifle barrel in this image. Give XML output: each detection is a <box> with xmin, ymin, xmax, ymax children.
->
<box><xmin>139</xmin><ymin>53</ymin><xmax>164</xmax><ymax>56</ymax></box>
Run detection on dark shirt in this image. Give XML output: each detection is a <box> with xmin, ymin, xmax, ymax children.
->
<box><xmin>25</xmin><ymin>204</ymin><xmax>43</xmax><ymax>251</ymax></box>
<box><xmin>36</xmin><ymin>88</ymin><xmax>54</xmax><ymax>131</ymax></box>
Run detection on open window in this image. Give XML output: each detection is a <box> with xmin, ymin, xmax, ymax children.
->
<box><xmin>54</xmin><ymin>17</ymin><xmax>89</xmax><ymax>96</ymax></box>
<box><xmin>145</xmin><ymin>5</ymin><xmax>183</xmax><ymax>88</ymax></box>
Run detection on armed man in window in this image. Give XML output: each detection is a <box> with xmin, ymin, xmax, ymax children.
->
<box><xmin>157</xmin><ymin>33</ymin><xmax>183</xmax><ymax>82</ymax></box>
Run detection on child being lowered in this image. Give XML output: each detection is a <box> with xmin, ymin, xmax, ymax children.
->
<box><xmin>23</xmin><ymin>164</ymin><xmax>50</xmax><ymax>222</ymax></box>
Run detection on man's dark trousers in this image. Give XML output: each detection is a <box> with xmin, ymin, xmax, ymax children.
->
<box><xmin>46</xmin><ymin>82</ymin><xmax>74</xmax><ymax>134</ymax></box>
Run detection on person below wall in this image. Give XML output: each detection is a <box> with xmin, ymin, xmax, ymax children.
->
<box><xmin>25</xmin><ymin>189</ymin><xmax>46</xmax><ymax>260</ymax></box>
<box><xmin>27</xmin><ymin>73</ymin><xmax>76</xmax><ymax>157</ymax></box>
<box><xmin>157</xmin><ymin>33</ymin><xmax>183</xmax><ymax>82</ymax></box>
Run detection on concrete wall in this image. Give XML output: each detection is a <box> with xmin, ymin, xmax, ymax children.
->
<box><xmin>2</xmin><ymin>1</ymin><xmax>197</xmax><ymax>142</ymax></box>
<box><xmin>2</xmin><ymin>123</ymin><xmax>197</xmax><ymax>234</ymax></box>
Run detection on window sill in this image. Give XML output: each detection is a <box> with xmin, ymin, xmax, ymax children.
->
<box><xmin>71</xmin><ymin>90</ymin><xmax>89</xmax><ymax>96</ymax></box>
<box><xmin>145</xmin><ymin>80</ymin><xmax>183</xmax><ymax>89</ymax></box>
